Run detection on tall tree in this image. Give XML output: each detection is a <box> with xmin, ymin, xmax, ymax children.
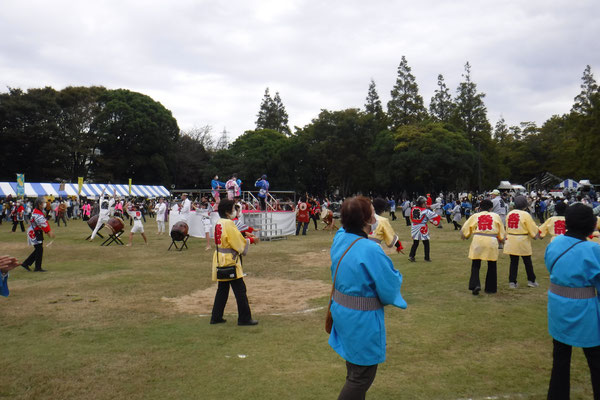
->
<box><xmin>493</xmin><ymin>116</ymin><xmax>509</xmax><ymax>143</ymax></box>
<box><xmin>429</xmin><ymin>74</ymin><xmax>454</xmax><ymax>122</ymax></box>
<box><xmin>452</xmin><ymin>62</ymin><xmax>492</xmax><ymax>144</ymax></box>
<box><xmin>93</xmin><ymin>89</ymin><xmax>180</xmax><ymax>184</ymax></box>
<box><xmin>387</xmin><ymin>56</ymin><xmax>427</xmax><ymax>129</ymax></box>
<box><xmin>255</xmin><ymin>88</ymin><xmax>291</xmax><ymax>135</ymax></box>
<box><xmin>365</xmin><ymin>79</ymin><xmax>383</xmax><ymax>115</ymax></box>
<box><xmin>572</xmin><ymin>65</ymin><xmax>599</xmax><ymax>116</ymax></box>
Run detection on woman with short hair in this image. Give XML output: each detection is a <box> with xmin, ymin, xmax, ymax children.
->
<box><xmin>328</xmin><ymin>196</ymin><xmax>407</xmax><ymax>399</ymax></box>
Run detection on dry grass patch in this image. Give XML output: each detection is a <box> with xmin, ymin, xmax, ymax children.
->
<box><xmin>162</xmin><ymin>277</ymin><xmax>330</xmax><ymax>315</ymax></box>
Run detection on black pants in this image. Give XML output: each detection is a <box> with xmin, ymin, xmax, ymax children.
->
<box><xmin>453</xmin><ymin>221</ymin><xmax>462</xmax><ymax>230</ymax></box>
<box><xmin>259</xmin><ymin>197</ymin><xmax>267</xmax><ymax>211</ymax></box>
<box><xmin>296</xmin><ymin>221</ymin><xmax>308</xmax><ymax>235</ymax></box>
<box><xmin>409</xmin><ymin>239</ymin><xmax>430</xmax><ymax>260</ymax></box>
<box><xmin>311</xmin><ymin>215</ymin><xmax>319</xmax><ymax>230</ymax></box>
<box><xmin>404</xmin><ymin>216</ymin><xmax>410</xmax><ymax>226</ymax></box>
<box><xmin>338</xmin><ymin>361</ymin><xmax>378</xmax><ymax>400</ymax></box>
<box><xmin>509</xmin><ymin>255</ymin><xmax>536</xmax><ymax>283</ymax></box>
<box><xmin>22</xmin><ymin>244</ymin><xmax>44</xmax><ymax>271</ymax></box>
<box><xmin>469</xmin><ymin>259</ymin><xmax>497</xmax><ymax>293</ymax></box>
<box><xmin>211</xmin><ymin>278</ymin><xmax>252</xmax><ymax>323</ymax></box>
<box><xmin>12</xmin><ymin>220</ymin><xmax>25</xmax><ymax>232</ymax></box>
<box><xmin>390</xmin><ymin>211</ymin><xmax>396</xmax><ymax>221</ymax></box>
<box><xmin>548</xmin><ymin>339</ymin><xmax>600</xmax><ymax>399</ymax></box>
<box><xmin>537</xmin><ymin>212</ymin><xmax>546</xmax><ymax>224</ymax></box>
<box><xmin>446</xmin><ymin>214</ymin><xmax>452</xmax><ymax>223</ymax></box>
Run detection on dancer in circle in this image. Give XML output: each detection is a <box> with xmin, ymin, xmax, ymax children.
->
<box><xmin>408</xmin><ymin>196</ymin><xmax>441</xmax><ymax>262</ymax></box>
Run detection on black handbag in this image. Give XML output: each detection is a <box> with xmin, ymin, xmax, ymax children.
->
<box><xmin>216</xmin><ymin>266</ymin><xmax>237</xmax><ymax>280</ymax></box>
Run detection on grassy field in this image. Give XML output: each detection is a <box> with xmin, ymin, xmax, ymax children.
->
<box><xmin>0</xmin><ymin>216</ymin><xmax>595</xmax><ymax>399</ymax></box>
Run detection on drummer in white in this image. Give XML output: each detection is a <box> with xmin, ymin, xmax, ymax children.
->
<box><xmin>89</xmin><ymin>187</ymin><xmax>116</xmax><ymax>241</ymax></box>
<box><xmin>126</xmin><ymin>202</ymin><xmax>148</xmax><ymax>246</ymax></box>
<box><xmin>180</xmin><ymin>193</ymin><xmax>191</xmax><ymax>223</ymax></box>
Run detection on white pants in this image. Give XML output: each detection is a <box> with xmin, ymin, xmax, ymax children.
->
<box><xmin>90</xmin><ymin>214</ymin><xmax>109</xmax><ymax>240</ymax></box>
<box><xmin>157</xmin><ymin>220</ymin><xmax>165</xmax><ymax>233</ymax></box>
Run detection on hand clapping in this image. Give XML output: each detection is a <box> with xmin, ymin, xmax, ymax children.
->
<box><xmin>0</xmin><ymin>255</ymin><xmax>20</xmax><ymax>274</ymax></box>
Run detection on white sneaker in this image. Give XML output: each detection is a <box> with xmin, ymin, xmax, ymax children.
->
<box><xmin>509</xmin><ymin>282</ymin><xmax>518</xmax><ymax>289</ymax></box>
<box><xmin>527</xmin><ymin>281</ymin><xmax>539</xmax><ymax>288</ymax></box>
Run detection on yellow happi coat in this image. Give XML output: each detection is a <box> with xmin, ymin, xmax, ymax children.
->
<box><xmin>538</xmin><ymin>216</ymin><xmax>566</xmax><ymax>242</ymax></box>
<box><xmin>503</xmin><ymin>210</ymin><xmax>538</xmax><ymax>256</ymax></box>
<box><xmin>212</xmin><ymin>218</ymin><xmax>249</xmax><ymax>281</ymax></box>
<box><xmin>461</xmin><ymin>211</ymin><xmax>505</xmax><ymax>261</ymax></box>
<box><xmin>369</xmin><ymin>215</ymin><xmax>399</xmax><ymax>253</ymax></box>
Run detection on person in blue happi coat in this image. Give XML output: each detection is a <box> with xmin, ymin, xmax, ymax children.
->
<box><xmin>1</xmin><ymin>255</ymin><xmax>21</xmax><ymax>297</ymax></box>
<box><xmin>328</xmin><ymin>196</ymin><xmax>407</xmax><ymax>399</ymax></box>
<box><xmin>546</xmin><ymin>203</ymin><xmax>600</xmax><ymax>399</ymax></box>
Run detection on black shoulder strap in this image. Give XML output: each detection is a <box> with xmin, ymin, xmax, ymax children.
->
<box><xmin>550</xmin><ymin>240</ymin><xmax>585</xmax><ymax>273</ymax></box>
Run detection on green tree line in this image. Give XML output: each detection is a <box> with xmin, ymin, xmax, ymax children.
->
<box><xmin>1</xmin><ymin>60</ymin><xmax>598</xmax><ymax>195</ymax></box>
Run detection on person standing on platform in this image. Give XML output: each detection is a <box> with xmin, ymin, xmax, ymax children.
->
<box><xmin>180</xmin><ymin>193</ymin><xmax>191</xmax><ymax>223</ymax></box>
<box><xmin>504</xmin><ymin>195</ymin><xmax>540</xmax><ymax>289</ymax></box>
<box><xmin>461</xmin><ymin>200</ymin><xmax>505</xmax><ymax>295</ymax></box>
<box><xmin>545</xmin><ymin>203</ymin><xmax>600</xmax><ymax>399</ymax></box>
<box><xmin>255</xmin><ymin>174</ymin><xmax>269</xmax><ymax>211</ymax></box>
<box><xmin>21</xmin><ymin>197</ymin><xmax>55</xmax><ymax>272</ymax></box>
<box><xmin>225</xmin><ymin>174</ymin><xmax>240</xmax><ymax>201</ymax></box>
<box><xmin>155</xmin><ymin>197</ymin><xmax>167</xmax><ymax>235</ymax></box>
<box><xmin>408</xmin><ymin>196</ymin><xmax>441</xmax><ymax>262</ymax></box>
<box><xmin>11</xmin><ymin>201</ymin><xmax>25</xmax><ymax>232</ymax></box>
<box><xmin>296</xmin><ymin>198</ymin><xmax>310</xmax><ymax>236</ymax></box>
<box><xmin>210</xmin><ymin>199</ymin><xmax>259</xmax><ymax>326</ymax></box>
<box><xmin>235</xmin><ymin>176</ymin><xmax>243</xmax><ymax>199</ymax></box>
<box><xmin>89</xmin><ymin>188</ymin><xmax>116</xmax><ymax>241</ymax></box>
<box><xmin>211</xmin><ymin>176</ymin><xmax>226</xmax><ymax>204</ymax></box>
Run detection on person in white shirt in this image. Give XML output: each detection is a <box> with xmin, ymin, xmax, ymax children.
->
<box><xmin>89</xmin><ymin>188</ymin><xmax>116</xmax><ymax>241</ymax></box>
<box><xmin>155</xmin><ymin>197</ymin><xmax>167</xmax><ymax>234</ymax></box>
<box><xmin>180</xmin><ymin>193</ymin><xmax>191</xmax><ymax>223</ymax></box>
<box><xmin>126</xmin><ymin>202</ymin><xmax>148</xmax><ymax>246</ymax></box>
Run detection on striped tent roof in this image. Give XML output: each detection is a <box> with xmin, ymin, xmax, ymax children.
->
<box><xmin>0</xmin><ymin>182</ymin><xmax>170</xmax><ymax>198</ymax></box>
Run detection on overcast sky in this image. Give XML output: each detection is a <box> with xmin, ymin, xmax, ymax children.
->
<box><xmin>1</xmin><ymin>0</ymin><xmax>599</xmax><ymax>141</ymax></box>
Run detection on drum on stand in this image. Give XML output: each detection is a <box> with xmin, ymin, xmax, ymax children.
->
<box><xmin>87</xmin><ymin>215</ymin><xmax>100</xmax><ymax>230</ymax></box>
<box><xmin>104</xmin><ymin>217</ymin><xmax>125</xmax><ymax>234</ymax></box>
<box><xmin>170</xmin><ymin>221</ymin><xmax>189</xmax><ymax>242</ymax></box>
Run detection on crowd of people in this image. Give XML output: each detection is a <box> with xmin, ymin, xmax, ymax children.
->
<box><xmin>3</xmin><ymin>181</ymin><xmax>600</xmax><ymax>399</ymax></box>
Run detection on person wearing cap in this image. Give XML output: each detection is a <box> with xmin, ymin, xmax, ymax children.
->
<box><xmin>461</xmin><ymin>199</ymin><xmax>505</xmax><ymax>295</ymax></box>
<box><xmin>21</xmin><ymin>197</ymin><xmax>55</xmax><ymax>272</ymax></box>
<box><xmin>546</xmin><ymin>203</ymin><xmax>600</xmax><ymax>399</ymax></box>
<box><xmin>503</xmin><ymin>195</ymin><xmax>540</xmax><ymax>288</ymax></box>
<box><xmin>255</xmin><ymin>174</ymin><xmax>270</xmax><ymax>211</ymax></box>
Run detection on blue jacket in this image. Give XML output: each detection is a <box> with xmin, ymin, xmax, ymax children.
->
<box><xmin>255</xmin><ymin>179</ymin><xmax>269</xmax><ymax>198</ymax></box>
<box><xmin>1</xmin><ymin>273</ymin><xmax>8</xmax><ymax>297</ymax></box>
<box><xmin>329</xmin><ymin>228</ymin><xmax>407</xmax><ymax>366</ymax></box>
<box><xmin>546</xmin><ymin>235</ymin><xmax>600</xmax><ymax>347</ymax></box>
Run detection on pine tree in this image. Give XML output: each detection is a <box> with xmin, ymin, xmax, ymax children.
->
<box><xmin>493</xmin><ymin>116</ymin><xmax>509</xmax><ymax>143</ymax></box>
<box><xmin>255</xmin><ymin>88</ymin><xmax>291</xmax><ymax>135</ymax></box>
<box><xmin>272</xmin><ymin>91</ymin><xmax>291</xmax><ymax>135</ymax></box>
<box><xmin>572</xmin><ymin>65</ymin><xmax>599</xmax><ymax>116</ymax></box>
<box><xmin>429</xmin><ymin>74</ymin><xmax>454</xmax><ymax>122</ymax></box>
<box><xmin>387</xmin><ymin>56</ymin><xmax>427</xmax><ymax>129</ymax></box>
<box><xmin>365</xmin><ymin>79</ymin><xmax>383</xmax><ymax>116</ymax></box>
<box><xmin>452</xmin><ymin>62</ymin><xmax>491</xmax><ymax>144</ymax></box>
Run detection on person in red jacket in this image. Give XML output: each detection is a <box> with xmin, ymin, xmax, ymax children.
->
<box><xmin>296</xmin><ymin>198</ymin><xmax>311</xmax><ymax>235</ymax></box>
<box><xmin>11</xmin><ymin>201</ymin><xmax>25</xmax><ymax>232</ymax></box>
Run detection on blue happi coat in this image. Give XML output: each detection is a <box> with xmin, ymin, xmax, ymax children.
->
<box><xmin>1</xmin><ymin>273</ymin><xmax>8</xmax><ymax>297</ymax></box>
<box><xmin>329</xmin><ymin>228</ymin><xmax>407</xmax><ymax>366</ymax></box>
<box><xmin>546</xmin><ymin>234</ymin><xmax>600</xmax><ymax>348</ymax></box>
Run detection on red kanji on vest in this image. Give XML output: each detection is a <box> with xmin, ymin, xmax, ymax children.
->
<box><xmin>554</xmin><ymin>220</ymin><xmax>566</xmax><ymax>235</ymax></box>
<box><xmin>507</xmin><ymin>213</ymin><xmax>520</xmax><ymax>229</ymax></box>
<box><xmin>214</xmin><ymin>224</ymin><xmax>223</xmax><ymax>245</ymax></box>
<box><xmin>477</xmin><ymin>215</ymin><xmax>493</xmax><ymax>231</ymax></box>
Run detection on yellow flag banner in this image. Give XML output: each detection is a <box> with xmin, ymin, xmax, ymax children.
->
<box><xmin>128</xmin><ymin>179</ymin><xmax>132</xmax><ymax>195</ymax></box>
<box><xmin>78</xmin><ymin>177</ymin><xmax>83</xmax><ymax>195</ymax></box>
